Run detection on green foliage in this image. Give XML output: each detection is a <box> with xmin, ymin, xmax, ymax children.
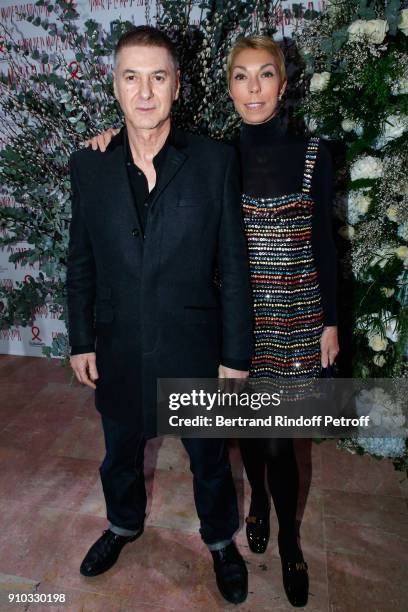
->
<box><xmin>0</xmin><ymin>0</ymin><xmax>283</xmax><ymax>359</ymax></box>
<box><xmin>296</xmin><ymin>1</ymin><xmax>408</xmax><ymax>464</ymax></box>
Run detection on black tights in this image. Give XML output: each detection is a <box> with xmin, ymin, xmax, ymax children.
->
<box><xmin>239</xmin><ymin>438</ymin><xmax>300</xmax><ymax>558</ymax></box>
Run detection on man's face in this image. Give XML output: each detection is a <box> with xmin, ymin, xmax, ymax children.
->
<box><xmin>113</xmin><ymin>44</ymin><xmax>180</xmax><ymax>131</ymax></box>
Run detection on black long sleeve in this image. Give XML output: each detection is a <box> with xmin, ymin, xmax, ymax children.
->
<box><xmin>239</xmin><ymin>117</ymin><xmax>337</xmax><ymax>325</ymax></box>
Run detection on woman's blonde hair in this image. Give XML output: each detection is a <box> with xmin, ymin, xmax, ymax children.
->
<box><xmin>226</xmin><ymin>35</ymin><xmax>287</xmax><ymax>86</ymax></box>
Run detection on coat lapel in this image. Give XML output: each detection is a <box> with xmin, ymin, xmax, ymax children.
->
<box><xmin>97</xmin><ymin>127</ymin><xmax>188</xmax><ymax>233</ymax></box>
<box><xmin>99</xmin><ymin>132</ymin><xmax>143</xmax><ymax>238</ymax></box>
<box><xmin>149</xmin><ymin>143</ymin><xmax>187</xmax><ymax>209</ymax></box>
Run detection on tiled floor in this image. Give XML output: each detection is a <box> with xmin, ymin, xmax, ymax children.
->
<box><xmin>0</xmin><ymin>354</ymin><xmax>407</xmax><ymax>612</ymax></box>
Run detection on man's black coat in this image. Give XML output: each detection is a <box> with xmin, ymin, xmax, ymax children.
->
<box><xmin>67</xmin><ymin>127</ymin><xmax>253</xmax><ymax>437</ymax></box>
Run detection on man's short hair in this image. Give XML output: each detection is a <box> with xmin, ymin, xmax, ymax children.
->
<box><xmin>114</xmin><ymin>26</ymin><xmax>179</xmax><ymax>71</ymax></box>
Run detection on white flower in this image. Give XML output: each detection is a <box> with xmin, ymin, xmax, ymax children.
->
<box><xmin>397</xmin><ymin>222</ymin><xmax>408</xmax><ymax>242</ymax></box>
<box><xmin>348</xmin><ymin>19</ymin><xmax>369</xmax><ymax>40</ymax></box>
<box><xmin>395</xmin><ymin>245</ymin><xmax>408</xmax><ymax>268</ymax></box>
<box><xmin>367</xmin><ymin>331</ymin><xmax>388</xmax><ymax>352</ymax></box>
<box><xmin>350</xmin><ymin>155</ymin><xmax>383</xmax><ymax>181</ymax></box>
<box><xmin>348</xmin><ymin>19</ymin><xmax>389</xmax><ymax>44</ymax></box>
<box><xmin>391</xmin><ymin>78</ymin><xmax>408</xmax><ymax>95</ymax></box>
<box><xmin>364</xmin><ymin>19</ymin><xmax>389</xmax><ymax>44</ymax></box>
<box><xmin>356</xmin><ymin>388</ymin><xmax>406</xmax><ymax>441</ymax></box>
<box><xmin>338</xmin><ymin>225</ymin><xmax>355</xmax><ymax>240</ymax></box>
<box><xmin>310</xmin><ymin>72</ymin><xmax>331</xmax><ymax>92</ymax></box>
<box><xmin>373</xmin><ymin>354</ymin><xmax>386</xmax><ymax>367</ymax></box>
<box><xmin>398</xmin><ymin>9</ymin><xmax>408</xmax><ymax>36</ymax></box>
<box><xmin>347</xmin><ymin>190</ymin><xmax>370</xmax><ymax>224</ymax></box>
<box><xmin>357</xmin><ymin>437</ymin><xmax>406</xmax><ymax>458</ymax></box>
<box><xmin>341</xmin><ymin>119</ymin><xmax>356</xmax><ymax>132</ymax></box>
<box><xmin>374</xmin><ymin>114</ymin><xmax>408</xmax><ymax>148</ymax></box>
<box><xmin>386</xmin><ymin>205</ymin><xmax>399</xmax><ymax>223</ymax></box>
<box><xmin>340</xmin><ymin>119</ymin><xmax>364</xmax><ymax>135</ymax></box>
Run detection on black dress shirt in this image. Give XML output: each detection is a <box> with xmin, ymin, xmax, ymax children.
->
<box><xmin>124</xmin><ymin>127</ymin><xmax>171</xmax><ymax>232</ymax></box>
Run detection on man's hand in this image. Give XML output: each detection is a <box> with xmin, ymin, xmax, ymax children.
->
<box><xmin>218</xmin><ymin>365</ymin><xmax>249</xmax><ymax>379</ymax></box>
<box><xmin>70</xmin><ymin>352</ymin><xmax>99</xmax><ymax>389</ymax></box>
<box><xmin>218</xmin><ymin>365</ymin><xmax>249</xmax><ymax>394</ymax></box>
<box><xmin>84</xmin><ymin>128</ymin><xmax>120</xmax><ymax>152</ymax></box>
<box><xmin>320</xmin><ymin>326</ymin><xmax>339</xmax><ymax>368</ymax></box>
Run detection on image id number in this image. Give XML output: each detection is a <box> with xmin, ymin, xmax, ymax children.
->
<box><xmin>8</xmin><ymin>593</ymin><xmax>66</xmax><ymax>603</ymax></box>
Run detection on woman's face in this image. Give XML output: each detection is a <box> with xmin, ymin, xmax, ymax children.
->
<box><xmin>229</xmin><ymin>47</ymin><xmax>286</xmax><ymax>125</ymax></box>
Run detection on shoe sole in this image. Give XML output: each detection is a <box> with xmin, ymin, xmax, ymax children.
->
<box><xmin>80</xmin><ymin>526</ymin><xmax>144</xmax><ymax>577</ymax></box>
<box><xmin>215</xmin><ymin>575</ymin><xmax>248</xmax><ymax>605</ymax></box>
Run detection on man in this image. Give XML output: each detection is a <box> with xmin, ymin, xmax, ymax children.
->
<box><xmin>67</xmin><ymin>26</ymin><xmax>252</xmax><ymax>604</ymax></box>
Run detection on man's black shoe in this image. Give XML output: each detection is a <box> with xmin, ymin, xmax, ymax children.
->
<box><xmin>211</xmin><ymin>541</ymin><xmax>248</xmax><ymax>604</ymax></box>
<box><xmin>80</xmin><ymin>527</ymin><xmax>143</xmax><ymax>577</ymax></box>
<box><xmin>281</xmin><ymin>555</ymin><xmax>309</xmax><ymax>607</ymax></box>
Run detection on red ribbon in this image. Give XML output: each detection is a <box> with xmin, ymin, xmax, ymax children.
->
<box><xmin>68</xmin><ymin>60</ymin><xmax>80</xmax><ymax>79</ymax></box>
<box><xmin>31</xmin><ymin>326</ymin><xmax>42</xmax><ymax>341</ymax></box>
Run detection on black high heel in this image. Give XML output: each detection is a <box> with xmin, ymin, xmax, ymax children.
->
<box><xmin>245</xmin><ymin>515</ymin><xmax>270</xmax><ymax>554</ymax></box>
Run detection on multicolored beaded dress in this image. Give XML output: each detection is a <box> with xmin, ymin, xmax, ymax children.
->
<box><xmin>241</xmin><ymin>133</ymin><xmax>330</xmax><ymax>380</ymax></box>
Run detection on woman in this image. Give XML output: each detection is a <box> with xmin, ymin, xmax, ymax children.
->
<box><xmin>228</xmin><ymin>36</ymin><xmax>338</xmax><ymax>608</ymax></box>
<box><xmin>86</xmin><ymin>35</ymin><xmax>339</xmax><ymax>607</ymax></box>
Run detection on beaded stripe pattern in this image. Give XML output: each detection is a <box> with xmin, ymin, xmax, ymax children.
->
<box><xmin>243</xmin><ymin>136</ymin><xmax>323</xmax><ymax>379</ymax></box>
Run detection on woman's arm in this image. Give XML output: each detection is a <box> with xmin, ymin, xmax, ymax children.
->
<box><xmin>311</xmin><ymin>141</ymin><xmax>339</xmax><ymax>366</ymax></box>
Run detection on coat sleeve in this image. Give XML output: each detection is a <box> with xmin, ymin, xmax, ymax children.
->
<box><xmin>66</xmin><ymin>153</ymin><xmax>96</xmax><ymax>351</ymax></box>
<box><xmin>217</xmin><ymin>147</ymin><xmax>253</xmax><ymax>370</ymax></box>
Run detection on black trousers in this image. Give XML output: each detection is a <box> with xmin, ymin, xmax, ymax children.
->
<box><xmin>99</xmin><ymin>414</ymin><xmax>239</xmax><ymax>546</ymax></box>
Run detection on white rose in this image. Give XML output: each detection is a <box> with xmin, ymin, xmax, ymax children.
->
<box><xmin>391</xmin><ymin>78</ymin><xmax>408</xmax><ymax>95</ymax></box>
<box><xmin>395</xmin><ymin>246</ymin><xmax>408</xmax><ymax>269</ymax></box>
<box><xmin>347</xmin><ymin>190</ymin><xmax>371</xmax><ymax>224</ymax></box>
<box><xmin>348</xmin><ymin>19</ymin><xmax>368</xmax><ymax>40</ymax></box>
<box><xmin>397</xmin><ymin>222</ymin><xmax>408</xmax><ymax>242</ymax></box>
<box><xmin>398</xmin><ymin>8</ymin><xmax>408</xmax><ymax>36</ymax></box>
<box><xmin>338</xmin><ymin>225</ymin><xmax>355</xmax><ymax>240</ymax></box>
<box><xmin>395</xmin><ymin>245</ymin><xmax>408</xmax><ymax>260</ymax></box>
<box><xmin>350</xmin><ymin>155</ymin><xmax>383</xmax><ymax>181</ymax></box>
<box><xmin>310</xmin><ymin>72</ymin><xmax>331</xmax><ymax>92</ymax></box>
<box><xmin>367</xmin><ymin>331</ymin><xmax>388</xmax><ymax>352</ymax></box>
<box><xmin>341</xmin><ymin>119</ymin><xmax>364</xmax><ymax>135</ymax></box>
<box><xmin>364</xmin><ymin>20</ymin><xmax>389</xmax><ymax>44</ymax></box>
<box><xmin>354</xmin><ymin>123</ymin><xmax>364</xmax><ymax>136</ymax></box>
<box><xmin>382</xmin><ymin>114</ymin><xmax>408</xmax><ymax>142</ymax></box>
<box><xmin>348</xmin><ymin>19</ymin><xmax>388</xmax><ymax>44</ymax></box>
<box><xmin>373</xmin><ymin>354</ymin><xmax>386</xmax><ymax>367</ymax></box>
<box><xmin>386</xmin><ymin>206</ymin><xmax>399</xmax><ymax>222</ymax></box>
<box><xmin>341</xmin><ymin>119</ymin><xmax>356</xmax><ymax>132</ymax></box>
